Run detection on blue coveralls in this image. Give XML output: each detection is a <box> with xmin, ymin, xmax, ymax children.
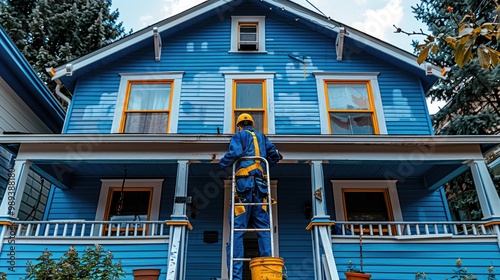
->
<box><xmin>220</xmin><ymin>126</ymin><xmax>281</xmax><ymax>280</ymax></box>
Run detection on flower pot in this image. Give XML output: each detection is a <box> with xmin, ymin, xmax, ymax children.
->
<box><xmin>133</xmin><ymin>268</ymin><xmax>161</xmax><ymax>280</ymax></box>
<box><xmin>345</xmin><ymin>271</ymin><xmax>372</xmax><ymax>280</ymax></box>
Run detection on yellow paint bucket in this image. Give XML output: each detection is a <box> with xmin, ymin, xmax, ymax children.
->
<box><xmin>249</xmin><ymin>257</ymin><xmax>285</xmax><ymax>280</ymax></box>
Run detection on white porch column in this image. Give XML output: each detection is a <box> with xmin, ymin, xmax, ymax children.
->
<box><xmin>308</xmin><ymin>161</ymin><xmax>339</xmax><ymax>280</ymax></box>
<box><xmin>310</xmin><ymin>161</ymin><xmax>330</xmax><ymax>220</ymax></box>
<box><xmin>0</xmin><ymin>159</ymin><xmax>31</xmax><ymax>218</ymax></box>
<box><xmin>468</xmin><ymin>159</ymin><xmax>500</xmax><ymax>219</ymax></box>
<box><xmin>167</xmin><ymin>160</ymin><xmax>192</xmax><ymax>280</ymax></box>
<box><xmin>171</xmin><ymin>160</ymin><xmax>189</xmax><ymax>219</ymax></box>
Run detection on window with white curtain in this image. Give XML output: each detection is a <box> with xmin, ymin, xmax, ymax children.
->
<box><xmin>123</xmin><ymin>82</ymin><xmax>172</xmax><ymax>133</ymax></box>
<box><xmin>111</xmin><ymin>72</ymin><xmax>184</xmax><ymax>134</ymax></box>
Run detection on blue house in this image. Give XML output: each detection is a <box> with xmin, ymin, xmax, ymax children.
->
<box><xmin>1</xmin><ymin>0</ymin><xmax>500</xmax><ymax>279</ymax></box>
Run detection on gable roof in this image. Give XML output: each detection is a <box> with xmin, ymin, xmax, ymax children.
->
<box><xmin>0</xmin><ymin>26</ymin><xmax>65</xmax><ymax>133</ymax></box>
<box><xmin>51</xmin><ymin>0</ymin><xmax>442</xmax><ymax>92</ymax></box>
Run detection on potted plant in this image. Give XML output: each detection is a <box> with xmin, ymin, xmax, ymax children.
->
<box><xmin>345</xmin><ymin>234</ymin><xmax>372</xmax><ymax>280</ymax></box>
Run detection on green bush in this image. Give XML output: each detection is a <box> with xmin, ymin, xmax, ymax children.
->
<box><xmin>22</xmin><ymin>244</ymin><xmax>125</xmax><ymax>280</ymax></box>
<box><xmin>415</xmin><ymin>258</ymin><xmax>496</xmax><ymax>280</ymax></box>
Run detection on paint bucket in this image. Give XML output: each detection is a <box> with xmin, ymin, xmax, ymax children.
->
<box><xmin>249</xmin><ymin>257</ymin><xmax>285</xmax><ymax>280</ymax></box>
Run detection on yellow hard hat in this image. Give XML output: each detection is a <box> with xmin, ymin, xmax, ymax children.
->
<box><xmin>236</xmin><ymin>113</ymin><xmax>254</xmax><ymax>127</ymax></box>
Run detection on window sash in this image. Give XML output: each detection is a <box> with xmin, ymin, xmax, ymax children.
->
<box><xmin>105</xmin><ymin>187</ymin><xmax>153</xmax><ymax>221</ymax></box>
<box><xmin>121</xmin><ymin>81</ymin><xmax>173</xmax><ymax>133</ymax></box>
<box><xmin>233</xmin><ymin>80</ymin><xmax>266</xmax><ymax>133</ymax></box>
<box><xmin>325</xmin><ymin>81</ymin><xmax>378</xmax><ymax>134</ymax></box>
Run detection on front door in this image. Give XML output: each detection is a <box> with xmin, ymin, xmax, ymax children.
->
<box><xmin>221</xmin><ymin>180</ymin><xmax>279</xmax><ymax>279</ymax></box>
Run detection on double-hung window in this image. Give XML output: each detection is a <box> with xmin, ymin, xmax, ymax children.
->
<box><xmin>111</xmin><ymin>72</ymin><xmax>183</xmax><ymax>134</ymax></box>
<box><xmin>223</xmin><ymin>73</ymin><xmax>275</xmax><ymax>134</ymax></box>
<box><xmin>234</xmin><ymin>80</ymin><xmax>266</xmax><ymax>132</ymax></box>
<box><xmin>122</xmin><ymin>81</ymin><xmax>172</xmax><ymax>133</ymax></box>
<box><xmin>314</xmin><ymin>72</ymin><xmax>387</xmax><ymax>135</ymax></box>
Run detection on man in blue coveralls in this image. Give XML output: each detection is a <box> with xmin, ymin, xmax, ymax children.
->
<box><xmin>220</xmin><ymin>113</ymin><xmax>282</xmax><ymax>280</ymax></box>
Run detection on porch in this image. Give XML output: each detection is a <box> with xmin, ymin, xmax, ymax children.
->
<box><xmin>1</xmin><ymin>134</ymin><xmax>500</xmax><ymax>280</ymax></box>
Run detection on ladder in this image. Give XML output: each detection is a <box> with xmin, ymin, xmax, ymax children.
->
<box><xmin>229</xmin><ymin>156</ymin><xmax>274</xmax><ymax>280</ymax></box>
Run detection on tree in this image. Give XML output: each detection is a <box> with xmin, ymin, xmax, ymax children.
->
<box><xmin>400</xmin><ymin>0</ymin><xmax>500</xmax><ymax>220</ymax></box>
<box><xmin>403</xmin><ymin>0</ymin><xmax>500</xmax><ymax>136</ymax></box>
<box><xmin>0</xmin><ymin>0</ymin><xmax>129</xmax><ymax>104</ymax></box>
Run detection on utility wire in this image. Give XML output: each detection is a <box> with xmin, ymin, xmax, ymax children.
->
<box><xmin>304</xmin><ymin>0</ymin><xmax>327</xmax><ymax>17</ymax></box>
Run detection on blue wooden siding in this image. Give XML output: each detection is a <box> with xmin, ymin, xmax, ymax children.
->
<box><xmin>46</xmin><ymin>176</ymin><xmax>175</xmax><ymax>221</ymax></box>
<box><xmin>0</xmin><ymin>242</ymin><xmax>168</xmax><ymax>280</ymax></box>
<box><xmin>398</xmin><ymin>179</ymin><xmax>449</xmax><ymax>221</ymax></box>
<box><xmin>333</xmin><ymin>242</ymin><xmax>500</xmax><ymax>280</ymax></box>
<box><xmin>63</xmin><ymin>2</ymin><xmax>432</xmax><ymax>135</ymax></box>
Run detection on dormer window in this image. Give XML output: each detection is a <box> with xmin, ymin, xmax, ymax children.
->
<box><xmin>231</xmin><ymin>16</ymin><xmax>266</xmax><ymax>53</ymax></box>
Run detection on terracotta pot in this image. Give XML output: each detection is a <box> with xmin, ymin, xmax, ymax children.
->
<box><xmin>132</xmin><ymin>268</ymin><xmax>161</xmax><ymax>280</ymax></box>
<box><xmin>345</xmin><ymin>271</ymin><xmax>372</xmax><ymax>280</ymax></box>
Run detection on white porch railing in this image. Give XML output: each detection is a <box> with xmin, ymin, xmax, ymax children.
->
<box><xmin>6</xmin><ymin>220</ymin><xmax>169</xmax><ymax>238</ymax></box>
<box><xmin>333</xmin><ymin>221</ymin><xmax>499</xmax><ymax>238</ymax></box>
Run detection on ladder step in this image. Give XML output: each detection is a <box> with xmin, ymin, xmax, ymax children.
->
<box><xmin>234</xmin><ymin>228</ymin><xmax>271</xmax><ymax>232</ymax></box>
<box><xmin>233</xmin><ymin>257</ymin><xmax>252</xmax><ymax>262</ymax></box>
<box><xmin>235</xmin><ymin>202</ymin><xmax>268</xmax><ymax>206</ymax></box>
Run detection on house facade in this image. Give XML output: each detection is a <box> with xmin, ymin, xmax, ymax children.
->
<box><xmin>1</xmin><ymin>1</ymin><xmax>500</xmax><ymax>279</ymax></box>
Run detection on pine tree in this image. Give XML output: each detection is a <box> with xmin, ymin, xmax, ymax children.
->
<box><xmin>0</xmin><ymin>0</ymin><xmax>129</xmax><ymax>100</ymax></box>
<box><xmin>410</xmin><ymin>0</ymin><xmax>500</xmax><ymax>220</ymax></box>
<box><xmin>411</xmin><ymin>0</ymin><xmax>500</xmax><ymax>135</ymax></box>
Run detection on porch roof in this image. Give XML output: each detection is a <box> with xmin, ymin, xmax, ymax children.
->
<box><xmin>1</xmin><ymin>134</ymin><xmax>498</xmax><ymax>190</ymax></box>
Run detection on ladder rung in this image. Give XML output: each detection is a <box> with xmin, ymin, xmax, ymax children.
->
<box><xmin>233</xmin><ymin>257</ymin><xmax>252</xmax><ymax>262</ymax></box>
<box><xmin>234</xmin><ymin>228</ymin><xmax>271</xmax><ymax>232</ymax></box>
<box><xmin>234</xmin><ymin>202</ymin><xmax>268</xmax><ymax>206</ymax></box>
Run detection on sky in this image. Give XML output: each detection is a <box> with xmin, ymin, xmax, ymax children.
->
<box><xmin>111</xmin><ymin>0</ymin><xmax>445</xmax><ymax>113</ymax></box>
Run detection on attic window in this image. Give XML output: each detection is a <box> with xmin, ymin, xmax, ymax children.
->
<box><xmin>230</xmin><ymin>16</ymin><xmax>266</xmax><ymax>53</ymax></box>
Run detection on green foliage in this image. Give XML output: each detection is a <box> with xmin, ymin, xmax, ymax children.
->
<box><xmin>346</xmin><ymin>260</ymin><xmax>363</xmax><ymax>273</ymax></box>
<box><xmin>0</xmin><ymin>0</ymin><xmax>130</xmax><ymax>104</ymax></box>
<box><xmin>411</xmin><ymin>1</ymin><xmax>500</xmax><ymax>69</ymax></box>
<box><xmin>24</xmin><ymin>244</ymin><xmax>125</xmax><ymax>280</ymax></box>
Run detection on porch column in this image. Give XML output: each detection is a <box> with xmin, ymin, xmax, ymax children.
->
<box><xmin>310</xmin><ymin>161</ymin><xmax>329</xmax><ymax>220</ymax></box>
<box><xmin>167</xmin><ymin>160</ymin><xmax>192</xmax><ymax>280</ymax></box>
<box><xmin>308</xmin><ymin>161</ymin><xmax>339</xmax><ymax>280</ymax></box>
<box><xmin>468</xmin><ymin>159</ymin><xmax>500</xmax><ymax>220</ymax></box>
<box><xmin>0</xmin><ymin>159</ymin><xmax>31</xmax><ymax>218</ymax></box>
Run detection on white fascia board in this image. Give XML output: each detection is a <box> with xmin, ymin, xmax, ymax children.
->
<box><xmin>51</xmin><ymin>0</ymin><xmax>225</xmax><ymax>80</ymax></box>
<box><xmin>0</xmin><ymin>134</ymin><xmax>499</xmax><ymax>145</ymax></box>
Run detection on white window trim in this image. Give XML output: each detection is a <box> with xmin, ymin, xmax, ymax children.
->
<box><xmin>95</xmin><ymin>179</ymin><xmax>164</xmax><ymax>221</ymax></box>
<box><xmin>111</xmin><ymin>72</ymin><xmax>184</xmax><ymax>133</ymax></box>
<box><xmin>221</xmin><ymin>180</ymin><xmax>279</xmax><ymax>278</ymax></box>
<box><xmin>313</xmin><ymin>72</ymin><xmax>387</xmax><ymax>135</ymax></box>
<box><xmin>230</xmin><ymin>16</ymin><xmax>266</xmax><ymax>53</ymax></box>
<box><xmin>223</xmin><ymin>72</ymin><xmax>275</xmax><ymax>134</ymax></box>
<box><xmin>331</xmin><ymin>180</ymin><xmax>402</xmax><ymax>221</ymax></box>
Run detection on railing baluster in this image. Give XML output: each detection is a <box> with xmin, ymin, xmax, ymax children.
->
<box><xmin>472</xmin><ymin>224</ymin><xmax>478</xmax><ymax>235</ymax></box>
<box><xmin>81</xmin><ymin>224</ymin><xmax>86</xmax><ymax>237</ymax></box>
<box><xmin>453</xmin><ymin>224</ymin><xmax>458</xmax><ymax>234</ymax></box>
<box><xmin>63</xmin><ymin>224</ymin><xmax>68</xmax><ymax>237</ymax></box>
<box><xmin>44</xmin><ymin>223</ymin><xmax>50</xmax><ymax>236</ymax></box>
<box><xmin>424</xmin><ymin>224</ymin><xmax>429</xmax><ymax>235</ymax></box>
<box><xmin>406</xmin><ymin>224</ymin><xmax>411</xmax><ymax>235</ymax></box>
<box><xmin>462</xmin><ymin>224</ymin><xmax>468</xmax><ymax>235</ymax></box>
<box><xmin>396</xmin><ymin>224</ymin><xmax>402</xmax><ymax>236</ymax></box>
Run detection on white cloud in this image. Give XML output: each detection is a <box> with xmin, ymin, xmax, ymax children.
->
<box><xmin>161</xmin><ymin>0</ymin><xmax>205</xmax><ymax>17</ymax></box>
<box><xmin>138</xmin><ymin>15</ymin><xmax>154</xmax><ymax>28</ymax></box>
<box><xmin>351</xmin><ymin>0</ymin><xmax>403</xmax><ymax>40</ymax></box>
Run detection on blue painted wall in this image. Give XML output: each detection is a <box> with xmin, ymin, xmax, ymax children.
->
<box><xmin>63</xmin><ymin>2</ymin><xmax>432</xmax><ymax>135</ymax></box>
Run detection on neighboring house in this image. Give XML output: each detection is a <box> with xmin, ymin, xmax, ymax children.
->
<box><xmin>0</xmin><ymin>1</ymin><xmax>499</xmax><ymax>279</ymax></box>
<box><xmin>0</xmin><ymin>26</ymin><xmax>64</xmax><ymax>226</ymax></box>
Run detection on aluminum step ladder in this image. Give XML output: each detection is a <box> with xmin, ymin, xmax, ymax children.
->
<box><xmin>229</xmin><ymin>156</ymin><xmax>274</xmax><ymax>280</ymax></box>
